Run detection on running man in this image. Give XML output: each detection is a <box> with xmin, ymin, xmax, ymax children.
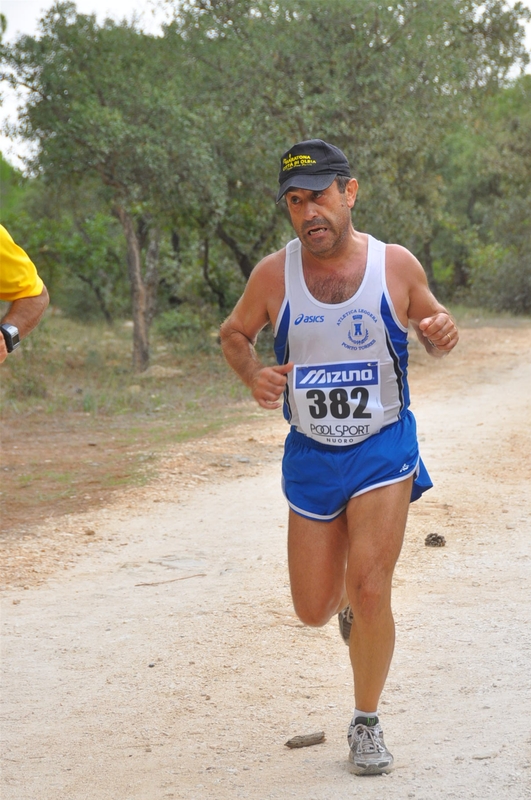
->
<box><xmin>220</xmin><ymin>139</ymin><xmax>458</xmax><ymax>774</ymax></box>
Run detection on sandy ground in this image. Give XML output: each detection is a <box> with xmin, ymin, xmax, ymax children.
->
<box><xmin>1</xmin><ymin>325</ymin><xmax>531</xmax><ymax>800</ymax></box>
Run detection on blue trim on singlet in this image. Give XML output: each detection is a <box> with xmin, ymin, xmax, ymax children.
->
<box><xmin>274</xmin><ymin>300</ymin><xmax>292</xmax><ymax>422</ymax></box>
<box><xmin>274</xmin><ymin>300</ymin><xmax>290</xmax><ymax>365</ymax></box>
<box><xmin>380</xmin><ymin>292</ymin><xmax>410</xmax><ymax>415</ymax></box>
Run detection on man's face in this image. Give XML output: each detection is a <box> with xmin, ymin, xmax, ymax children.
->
<box><xmin>284</xmin><ymin>179</ymin><xmax>358</xmax><ymax>258</ymax></box>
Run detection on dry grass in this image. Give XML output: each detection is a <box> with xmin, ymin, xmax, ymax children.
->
<box><xmin>0</xmin><ymin>315</ymin><xmax>269</xmax><ymax>535</ymax></box>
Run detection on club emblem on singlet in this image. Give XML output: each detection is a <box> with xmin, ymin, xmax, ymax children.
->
<box><xmin>336</xmin><ymin>308</ymin><xmax>378</xmax><ymax>352</ymax></box>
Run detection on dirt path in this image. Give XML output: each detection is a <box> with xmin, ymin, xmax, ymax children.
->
<box><xmin>1</xmin><ymin>325</ymin><xmax>531</xmax><ymax>800</ymax></box>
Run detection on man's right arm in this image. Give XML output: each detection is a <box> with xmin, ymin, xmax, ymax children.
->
<box><xmin>219</xmin><ymin>252</ymin><xmax>293</xmax><ymax>410</ymax></box>
<box><xmin>0</xmin><ymin>287</ymin><xmax>50</xmax><ymax>364</ymax></box>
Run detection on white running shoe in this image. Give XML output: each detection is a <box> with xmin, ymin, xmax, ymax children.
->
<box><xmin>347</xmin><ymin>715</ymin><xmax>394</xmax><ymax>775</ymax></box>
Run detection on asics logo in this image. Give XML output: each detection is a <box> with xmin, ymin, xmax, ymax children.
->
<box><xmin>294</xmin><ymin>313</ymin><xmax>325</xmax><ymax>325</ymax></box>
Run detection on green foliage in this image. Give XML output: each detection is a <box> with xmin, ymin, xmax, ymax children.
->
<box><xmin>1</xmin><ymin>175</ymin><xmax>131</xmax><ymax>321</ymax></box>
<box><xmin>156</xmin><ymin>305</ymin><xmax>218</xmax><ymax>350</ymax></box>
<box><xmin>170</xmin><ymin>0</ymin><xmax>531</xmax><ymax>258</ymax></box>
<box><xmin>434</xmin><ymin>74</ymin><xmax>531</xmax><ymax>312</ymax></box>
<box><xmin>155</xmin><ymin>229</ymin><xmax>246</xmax><ymax>317</ymax></box>
<box><xmin>0</xmin><ymin>154</ymin><xmax>25</xmax><ymax>216</ymax></box>
<box><xmin>1</xmin><ymin>0</ymin><xmax>530</xmax><ymax>327</ymax></box>
<box><xmin>468</xmin><ymin>241</ymin><xmax>531</xmax><ymax>313</ymax></box>
<box><xmin>1</xmin><ymin>1</ymin><xmax>227</xmax><ymax>368</ymax></box>
<box><xmin>2</xmin><ymin>2</ymin><xmax>222</xmax><ymax>221</ymax></box>
<box><xmin>49</xmin><ymin>212</ymin><xmax>130</xmax><ymax>322</ymax></box>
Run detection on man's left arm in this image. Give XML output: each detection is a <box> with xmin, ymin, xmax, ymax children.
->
<box><xmin>0</xmin><ymin>286</ymin><xmax>50</xmax><ymax>363</ymax></box>
<box><xmin>387</xmin><ymin>244</ymin><xmax>458</xmax><ymax>358</ymax></box>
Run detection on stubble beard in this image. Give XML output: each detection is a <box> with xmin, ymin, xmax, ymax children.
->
<box><xmin>297</xmin><ymin>207</ymin><xmax>352</xmax><ymax>259</ymax></box>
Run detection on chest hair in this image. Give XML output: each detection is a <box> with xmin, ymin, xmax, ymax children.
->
<box><xmin>304</xmin><ymin>268</ymin><xmax>366</xmax><ymax>305</ymax></box>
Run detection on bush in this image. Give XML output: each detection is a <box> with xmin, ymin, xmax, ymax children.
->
<box><xmin>468</xmin><ymin>244</ymin><xmax>531</xmax><ymax>314</ymax></box>
<box><xmin>155</xmin><ymin>305</ymin><xmax>219</xmax><ymax>351</ymax></box>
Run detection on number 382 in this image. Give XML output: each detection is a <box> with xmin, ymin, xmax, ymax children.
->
<box><xmin>306</xmin><ymin>387</ymin><xmax>371</xmax><ymax>420</ymax></box>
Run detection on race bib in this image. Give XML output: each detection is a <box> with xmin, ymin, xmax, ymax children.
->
<box><xmin>293</xmin><ymin>360</ymin><xmax>384</xmax><ymax>446</ymax></box>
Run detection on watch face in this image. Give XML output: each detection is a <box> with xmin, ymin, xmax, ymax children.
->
<box><xmin>1</xmin><ymin>324</ymin><xmax>20</xmax><ymax>352</ymax></box>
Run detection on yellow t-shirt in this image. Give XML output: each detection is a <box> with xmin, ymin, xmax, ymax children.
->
<box><xmin>0</xmin><ymin>224</ymin><xmax>45</xmax><ymax>301</ymax></box>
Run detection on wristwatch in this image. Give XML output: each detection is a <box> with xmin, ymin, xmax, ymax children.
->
<box><xmin>0</xmin><ymin>323</ymin><xmax>21</xmax><ymax>353</ymax></box>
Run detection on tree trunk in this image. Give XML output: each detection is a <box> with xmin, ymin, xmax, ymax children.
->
<box><xmin>216</xmin><ymin>223</ymin><xmax>254</xmax><ymax>279</ymax></box>
<box><xmin>453</xmin><ymin>258</ymin><xmax>469</xmax><ymax>289</ymax></box>
<box><xmin>202</xmin><ymin>238</ymin><xmax>226</xmax><ymax>310</ymax></box>
<box><xmin>76</xmin><ymin>273</ymin><xmax>114</xmax><ymax>325</ymax></box>
<box><xmin>145</xmin><ymin>226</ymin><xmax>160</xmax><ymax>329</ymax></box>
<box><xmin>216</xmin><ymin>214</ymin><xmax>281</xmax><ymax>281</ymax></box>
<box><xmin>114</xmin><ymin>204</ymin><xmax>157</xmax><ymax>373</ymax></box>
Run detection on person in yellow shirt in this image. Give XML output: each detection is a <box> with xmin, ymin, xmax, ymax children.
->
<box><xmin>0</xmin><ymin>224</ymin><xmax>49</xmax><ymax>363</ymax></box>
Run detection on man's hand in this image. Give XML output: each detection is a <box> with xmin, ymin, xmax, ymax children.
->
<box><xmin>418</xmin><ymin>313</ymin><xmax>459</xmax><ymax>356</ymax></box>
<box><xmin>251</xmin><ymin>362</ymin><xmax>294</xmax><ymax>409</ymax></box>
<box><xmin>0</xmin><ymin>336</ymin><xmax>8</xmax><ymax>365</ymax></box>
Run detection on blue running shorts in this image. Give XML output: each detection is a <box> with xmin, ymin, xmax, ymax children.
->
<box><xmin>281</xmin><ymin>410</ymin><xmax>432</xmax><ymax>521</ymax></box>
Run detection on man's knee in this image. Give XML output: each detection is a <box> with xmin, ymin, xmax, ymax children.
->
<box><xmin>348</xmin><ymin>575</ymin><xmax>391</xmax><ymax>623</ymax></box>
<box><xmin>292</xmin><ymin>595</ymin><xmax>338</xmax><ymax>628</ymax></box>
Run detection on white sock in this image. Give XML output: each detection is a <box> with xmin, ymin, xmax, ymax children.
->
<box><xmin>354</xmin><ymin>708</ymin><xmax>379</xmax><ymax>725</ymax></box>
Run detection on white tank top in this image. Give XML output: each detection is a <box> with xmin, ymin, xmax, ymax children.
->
<box><xmin>273</xmin><ymin>235</ymin><xmax>410</xmax><ymax>447</ymax></box>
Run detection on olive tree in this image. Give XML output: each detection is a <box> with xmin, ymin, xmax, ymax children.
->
<box><xmin>2</xmin><ymin>2</ymin><xmax>216</xmax><ymax>370</ymax></box>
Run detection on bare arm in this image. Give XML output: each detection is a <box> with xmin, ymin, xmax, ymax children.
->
<box><xmin>387</xmin><ymin>245</ymin><xmax>458</xmax><ymax>358</ymax></box>
<box><xmin>0</xmin><ymin>286</ymin><xmax>49</xmax><ymax>364</ymax></box>
<box><xmin>220</xmin><ymin>252</ymin><xmax>293</xmax><ymax>409</ymax></box>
